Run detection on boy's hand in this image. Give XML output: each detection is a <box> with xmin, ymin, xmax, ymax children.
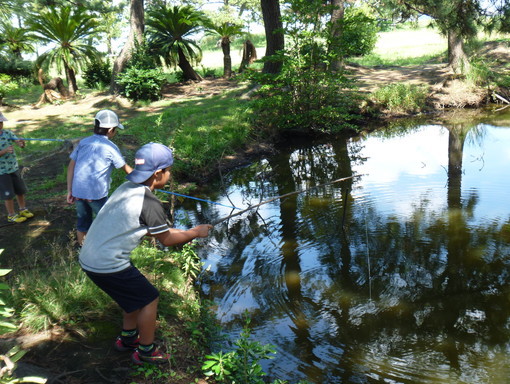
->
<box><xmin>194</xmin><ymin>224</ymin><xmax>213</xmax><ymax>238</ymax></box>
<box><xmin>66</xmin><ymin>192</ymin><xmax>76</xmax><ymax>204</ymax></box>
<box><xmin>17</xmin><ymin>140</ymin><xmax>25</xmax><ymax>148</ymax></box>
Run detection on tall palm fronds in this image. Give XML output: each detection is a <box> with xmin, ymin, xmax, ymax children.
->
<box><xmin>205</xmin><ymin>21</ymin><xmax>244</xmax><ymax>78</ymax></box>
<box><xmin>0</xmin><ymin>22</ymin><xmax>35</xmax><ymax>58</ymax></box>
<box><xmin>27</xmin><ymin>6</ymin><xmax>101</xmax><ymax>95</ymax></box>
<box><xmin>146</xmin><ymin>4</ymin><xmax>205</xmax><ymax>81</ymax></box>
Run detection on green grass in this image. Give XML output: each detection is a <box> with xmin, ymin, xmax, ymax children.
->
<box><xmin>122</xmin><ymin>88</ymin><xmax>254</xmax><ymax>178</ymax></box>
<box><xmin>372</xmin><ymin>83</ymin><xmax>429</xmax><ymax>114</ymax></box>
<box><xmin>10</xmin><ymin>241</ymin><xmax>205</xmax><ymax>332</ymax></box>
<box><xmin>350</xmin><ymin>27</ymin><xmax>447</xmax><ymax>66</ymax></box>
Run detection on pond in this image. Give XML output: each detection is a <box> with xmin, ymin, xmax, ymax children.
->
<box><xmin>178</xmin><ymin>107</ymin><xmax>510</xmax><ymax>383</ymax></box>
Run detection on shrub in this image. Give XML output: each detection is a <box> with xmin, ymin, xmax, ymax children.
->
<box><xmin>372</xmin><ymin>83</ymin><xmax>428</xmax><ymax>114</ymax></box>
<box><xmin>0</xmin><ymin>74</ymin><xmax>18</xmax><ymax>102</ymax></box>
<box><xmin>83</xmin><ymin>60</ymin><xmax>112</xmax><ymax>89</ymax></box>
<box><xmin>340</xmin><ymin>6</ymin><xmax>378</xmax><ymax>58</ymax></box>
<box><xmin>202</xmin><ymin>314</ymin><xmax>276</xmax><ymax>384</ymax></box>
<box><xmin>116</xmin><ymin>66</ymin><xmax>167</xmax><ymax>101</ymax></box>
<box><xmin>0</xmin><ymin>58</ymin><xmax>34</xmax><ymax>79</ymax></box>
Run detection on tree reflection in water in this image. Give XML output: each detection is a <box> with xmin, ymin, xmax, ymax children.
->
<box><xmin>196</xmin><ymin>112</ymin><xmax>510</xmax><ymax>383</ymax></box>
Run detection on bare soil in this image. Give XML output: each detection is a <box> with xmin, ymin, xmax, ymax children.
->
<box><xmin>0</xmin><ymin>40</ymin><xmax>509</xmax><ymax>383</ymax></box>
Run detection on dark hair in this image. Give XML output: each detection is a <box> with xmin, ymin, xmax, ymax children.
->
<box><xmin>94</xmin><ymin>120</ymin><xmax>115</xmax><ymax>135</ymax></box>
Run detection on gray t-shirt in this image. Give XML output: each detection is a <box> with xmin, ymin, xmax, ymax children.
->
<box><xmin>79</xmin><ymin>181</ymin><xmax>169</xmax><ymax>273</ymax></box>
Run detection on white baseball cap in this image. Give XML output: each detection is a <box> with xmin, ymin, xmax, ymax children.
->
<box><xmin>0</xmin><ymin>112</ymin><xmax>7</xmax><ymax>122</ymax></box>
<box><xmin>94</xmin><ymin>109</ymin><xmax>124</xmax><ymax>129</ymax></box>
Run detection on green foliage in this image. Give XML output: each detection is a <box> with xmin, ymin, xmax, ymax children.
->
<box><xmin>83</xmin><ymin>59</ymin><xmax>112</xmax><ymax>89</ymax></box>
<box><xmin>168</xmin><ymin>243</ymin><xmax>203</xmax><ymax>279</ymax></box>
<box><xmin>0</xmin><ymin>250</ymin><xmax>45</xmax><ymax>384</ymax></box>
<box><xmin>116</xmin><ymin>41</ymin><xmax>166</xmax><ymax>101</ymax></box>
<box><xmin>117</xmin><ymin>66</ymin><xmax>166</xmax><ymax>101</ymax></box>
<box><xmin>202</xmin><ymin>314</ymin><xmax>276</xmax><ymax>384</ymax></box>
<box><xmin>0</xmin><ymin>57</ymin><xmax>33</xmax><ymax>78</ymax></box>
<box><xmin>0</xmin><ymin>22</ymin><xmax>35</xmax><ymax>58</ymax></box>
<box><xmin>246</xmin><ymin>0</ymin><xmax>364</xmax><ymax>135</ymax></box>
<box><xmin>146</xmin><ymin>3</ymin><xmax>205</xmax><ymax>78</ymax></box>
<box><xmin>26</xmin><ymin>6</ymin><xmax>101</xmax><ymax>88</ymax></box>
<box><xmin>339</xmin><ymin>7</ymin><xmax>378</xmax><ymax>58</ymax></box>
<box><xmin>0</xmin><ymin>74</ymin><xmax>18</xmax><ymax>101</ymax></box>
<box><xmin>249</xmin><ymin>68</ymin><xmax>362</xmax><ymax>134</ymax></box>
<box><xmin>372</xmin><ymin>83</ymin><xmax>428</xmax><ymax>114</ymax></box>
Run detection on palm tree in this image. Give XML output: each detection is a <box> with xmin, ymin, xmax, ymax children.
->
<box><xmin>146</xmin><ymin>4</ymin><xmax>205</xmax><ymax>81</ymax></box>
<box><xmin>27</xmin><ymin>6</ymin><xmax>101</xmax><ymax>96</ymax></box>
<box><xmin>205</xmin><ymin>21</ymin><xmax>243</xmax><ymax>78</ymax></box>
<box><xmin>0</xmin><ymin>22</ymin><xmax>35</xmax><ymax>58</ymax></box>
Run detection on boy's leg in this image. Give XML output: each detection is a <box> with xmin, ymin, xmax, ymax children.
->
<box><xmin>16</xmin><ymin>194</ymin><xmax>33</xmax><ymax>218</ymax></box>
<box><xmin>122</xmin><ymin>297</ymin><xmax>158</xmax><ymax>344</ymax></box>
<box><xmin>75</xmin><ymin>200</ymin><xmax>93</xmax><ymax>246</ymax></box>
<box><xmin>4</xmin><ymin>199</ymin><xmax>15</xmax><ymax>216</ymax></box>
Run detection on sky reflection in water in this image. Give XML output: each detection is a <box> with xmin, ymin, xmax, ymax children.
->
<box><xmin>194</xmin><ymin>119</ymin><xmax>510</xmax><ymax>384</ymax></box>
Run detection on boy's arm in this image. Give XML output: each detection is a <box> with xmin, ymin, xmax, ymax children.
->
<box><xmin>66</xmin><ymin>159</ymin><xmax>76</xmax><ymax>203</ymax></box>
<box><xmin>121</xmin><ymin>163</ymin><xmax>133</xmax><ymax>174</ymax></box>
<box><xmin>0</xmin><ymin>146</ymin><xmax>13</xmax><ymax>156</ymax></box>
<box><xmin>14</xmin><ymin>139</ymin><xmax>25</xmax><ymax>148</ymax></box>
<box><xmin>154</xmin><ymin>224</ymin><xmax>212</xmax><ymax>247</ymax></box>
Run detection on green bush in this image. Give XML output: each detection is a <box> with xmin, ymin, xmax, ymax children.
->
<box><xmin>0</xmin><ymin>74</ymin><xmax>18</xmax><ymax>102</ymax></box>
<box><xmin>0</xmin><ymin>58</ymin><xmax>34</xmax><ymax>79</ymax></box>
<box><xmin>83</xmin><ymin>60</ymin><xmax>112</xmax><ymax>89</ymax></box>
<box><xmin>203</xmin><ymin>314</ymin><xmax>276</xmax><ymax>384</ymax></box>
<box><xmin>340</xmin><ymin>7</ymin><xmax>378</xmax><ymax>58</ymax></box>
<box><xmin>116</xmin><ymin>66</ymin><xmax>167</xmax><ymax>101</ymax></box>
<box><xmin>372</xmin><ymin>83</ymin><xmax>428</xmax><ymax>114</ymax></box>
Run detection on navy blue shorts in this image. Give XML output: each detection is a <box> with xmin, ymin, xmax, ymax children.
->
<box><xmin>84</xmin><ymin>266</ymin><xmax>159</xmax><ymax>314</ymax></box>
<box><xmin>0</xmin><ymin>170</ymin><xmax>28</xmax><ymax>200</ymax></box>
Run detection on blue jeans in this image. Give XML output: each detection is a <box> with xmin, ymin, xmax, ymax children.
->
<box><xmin>76</xmin><ymin>197</ymin><xmax>108</xmax><ymax>232</ymax></box>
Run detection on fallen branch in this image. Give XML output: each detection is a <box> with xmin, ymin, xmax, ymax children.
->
<box><xmin>493</xmin><ymin>92</ymin><xmax>510</xmax><ymax>104</ymax></box>
<box><xmin>212</xmin><ymin>175</ymin><xmax>361</xmax><ymax>225</ymax></box>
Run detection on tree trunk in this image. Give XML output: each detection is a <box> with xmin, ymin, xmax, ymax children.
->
<box><xmin>110</xmin><ymin>0</ymin><xmax>144</xmax><ymax>93</ymax></box>
<box><xmin>448</xmin><ymin>30</ymin><xmax>470</xmax><ymax>74</ymax></box>
<box><xmin>177</xmin><ymin>47</ymin><xmax>203</xmax><ymax>81</ymax></box>
<box><xmin>221</xmin><ymin>37</ymin><xmax>232</xmax><ymax>78</ymax></box>
<box><xmin>65</xmin><ymin>63</ymin><xmax>78</xmax><ymax>96</ymax></box>
<box><xmin>329</xmin><ymin>0</ymin><xmax>344</xmax><ymax>71</ymax></box>
<box><xmin>261</xmin><ymin>0</ymin><xmax>284</xmax><ymax>74</ymax></box>
<box><xmin>238</xmin><ymin>39</ymin><xmax>257</xmax><ymax>73</ymax></box>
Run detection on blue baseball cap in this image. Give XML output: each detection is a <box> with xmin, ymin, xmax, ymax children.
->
<box><xmin>127</xmin><ymin>142</ymin><xmax>174</xmax><ymax>183</ymax></box>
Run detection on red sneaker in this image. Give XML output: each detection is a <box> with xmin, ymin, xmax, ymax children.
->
<box><xmin>131</xmin><ymin>347</ymin><xmax>169</xmax><ymax>365</ymax></box>
<box><xmin>114</xmin><ymin>336</ymin><xmax>140</xmax><ymax>352</ymax></box>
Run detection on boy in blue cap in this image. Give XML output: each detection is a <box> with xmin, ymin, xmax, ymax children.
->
<box><xmin>79</xmin><ymin>142</ymin><xmax>212</xmax><ymax>365</ymax></box>
<box><xmin>67</xmin><ymin>109</ymin><xmax>132</xmax><ymax>245</ymax></box>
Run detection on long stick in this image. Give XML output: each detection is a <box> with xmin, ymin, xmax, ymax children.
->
<box><xmin>156</xmin><ymin>189</ymin><xmax>241</xmax><ymax>210</ymax></box>
<box><xmin>8</xmin><ymin>137</ymin><xmax>67</xmax><ymax>142</ymax></box>
<box><xmin>212</xmin><ymin>175</ymin><xmax>360</xmax><ymax>225</ymax></box>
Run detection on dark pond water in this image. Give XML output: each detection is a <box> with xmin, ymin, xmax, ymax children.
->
<box><xmin>178</xmin><ymin>108</ymin><xmax>510</xmax><ymax>383</ymax></box>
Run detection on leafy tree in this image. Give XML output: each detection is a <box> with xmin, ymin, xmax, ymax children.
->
<box><xmin>205</xmin><ymin>21</ymin><xmax>244</xmax><ymax>78</ymax></box>
<box><xmin>110</xmin><ymin>0</ymin><xmax>144</xmax><ymax>93</ymax></box>
<box><xmin>27</xmin><ymin>6</ymin><xmax>101</xmax><ymax>96</ymax></box>
<box><xmin>0</xmin><ymin>22</ymin><xmax>35</xmax><ymax>58</ymax></box>
<box><xmin>380</xmin><ymin>0</ymin><xmax>510</xmax><ymax>73</ymax></box>
<box><xmin>248</xmin><ymin>0</ymin><xmax>363</xmax><ymax>135</ymax></box>
<box><xmin>146</xmin><ymin>3</ymin><xmax>205</xmax><ymax>81</ymax></box>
